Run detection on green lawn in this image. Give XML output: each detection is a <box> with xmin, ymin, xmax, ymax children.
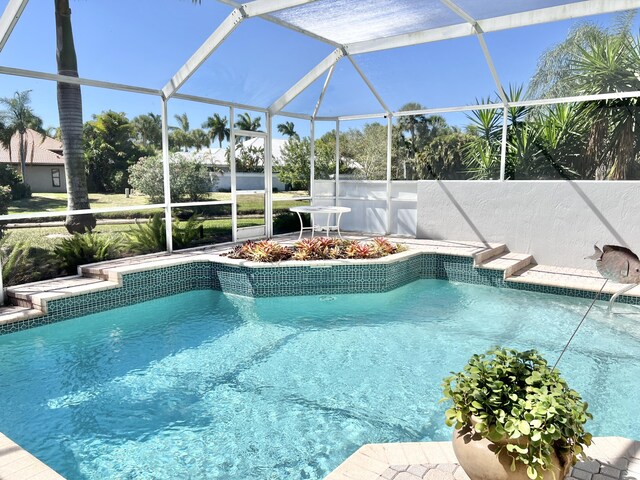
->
<box><xmin>8</xmin><ymin>191</ymin><xmax>309</xmax><ymax>216</ymax></box>
<box><xmin>3</xmin><ymin>192</ymin><xmax>309</xmax><ymax>285</ymax></box>
<box><xmin>3</xmin><ymin>217</ymin><xmax>265</xmax><ymax>249</ymax></box>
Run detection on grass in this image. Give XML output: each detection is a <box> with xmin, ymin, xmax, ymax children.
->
<box><xmin>2</xmin><ymin>192</ymin><xmax>308</xmax><ymax>285</ymax></box>
<box><xmin>2</xmin><ymin>217</ymin><xmax>264</xmax><ymax>249</ymax></box>
<box><xmin>8</xmin><ymin>191</ymin><xmax>309</xmax><ymax>216</ymax></box>
<box><xmin>8</xmin><ymin>193</ymin><xmax>150</xmax><ymax>214</ymax></box>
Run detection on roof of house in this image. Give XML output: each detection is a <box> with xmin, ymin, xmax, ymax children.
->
<box><xmin>0</xmin><ymin>129</ymin><xmax>65</xmax><ymax>166</ymax></box>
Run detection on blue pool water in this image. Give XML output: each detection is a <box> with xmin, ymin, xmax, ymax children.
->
<box><xmin>0</xmin><ymin>279</ymin><xmax>639</xmax><ymax>479</ymax></box>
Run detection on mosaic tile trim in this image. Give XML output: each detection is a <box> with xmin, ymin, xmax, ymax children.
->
<box><xmin>2</xmin><ymin>253</ymin><xmax>638</xmax><ymax>335</ymax></box>
<box><xmin>211</xmin><ymin>256</ymin><xmax>423</xmax><ymax>298</ymax></box>
<box><xmin>0</xmin><ymin>262</ymin><xmax>213</xmax><ymax>335</ymax></box>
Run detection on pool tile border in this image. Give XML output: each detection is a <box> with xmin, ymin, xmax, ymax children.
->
<box><xmin>2</xmin><ymin>244</ymin><xmax>639</xmax><ymax>335</ymax></box>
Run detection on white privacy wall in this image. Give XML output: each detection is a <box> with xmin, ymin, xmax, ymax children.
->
<box><xmin>416</xmin><ymin>181</ymin><xmax>640</xmax><ymax>269</ymax></box>
<box><xmin>313</xmin><ymin>180</ymin><xmax>417</xmax><ymax>236</ymax></box>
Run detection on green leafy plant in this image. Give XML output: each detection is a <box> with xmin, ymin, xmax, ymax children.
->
<box><xmin>442</xmin><ymin>347</ymin><xmax>592</xmax><ymax>480</ymax></box>
<box><xmin>273</xmin><ymin>211</ymin><xmax>310</xmax><ymax>235</ymax></box>
<box><xmin>53</xmin><ymin>232</ymin><xmax>122</xmax><ymax>274</ymax></box>
<box><xmin>125</xmin><ymin>212</ymin><xmax>204</xmax><ymax>254</ymax></box>
<box><xmin>126</xmin><ymin>212</ymin><xmax>166</xmax><ymax>254</ymax></box>
<box><xmin>0</xmin><ymin>235</ymin><xmax>60</xmax><ymax>288</ymax></box>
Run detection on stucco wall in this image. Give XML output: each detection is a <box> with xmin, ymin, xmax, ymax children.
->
<box><xmin>416</xmin><ymin>180</ymin><xmax>640</xmax><ymax>269</ymax></box>
<box><xmin>8</xmin><ymin>164</ymin><xmax>67</xmax><ymax>193</ymax></box>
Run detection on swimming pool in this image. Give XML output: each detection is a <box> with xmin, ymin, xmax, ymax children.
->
<box><xmin>0</xmin><ymin>279</ymin><xmax>638</xmax><ymax>479</ymax></box>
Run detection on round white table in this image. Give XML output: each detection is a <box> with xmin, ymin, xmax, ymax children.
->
<box><xmin>290</xmin><ymin>206</ymin><xmax>351</xmax><ymax>240</ymax></box>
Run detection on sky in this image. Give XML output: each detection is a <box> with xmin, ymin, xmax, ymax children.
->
<box><xmin>0</xmin><ymin>0</ymin><xmax>637</xmax><ymax>140</ymax></box>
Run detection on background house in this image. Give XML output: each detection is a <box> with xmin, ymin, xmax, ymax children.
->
<box><xmin>0</xmin><ymin>129</ymin><xmax>67</xmax><ymax>193</ymax></box>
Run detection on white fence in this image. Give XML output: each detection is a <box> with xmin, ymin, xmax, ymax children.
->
<box><xmin>313</xmin><ymin>180</ymin><xmax>417</xmax><ymax>236</ymax></box>
<box><xmin>215</xmin><ymin>172</ymin><xmax>287</xmax><ymax>192</ymax></box>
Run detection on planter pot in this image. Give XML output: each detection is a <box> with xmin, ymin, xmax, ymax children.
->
<box><xmin>452</xmin><ymin>419</ymin><xmax>572</xmax><ymax>480</ymax></box>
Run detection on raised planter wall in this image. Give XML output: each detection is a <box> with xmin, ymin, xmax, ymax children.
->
<box><xmin>416</xmin><ymin>180</ymin><xmax>640</xmax><ymax>270</ymax></box>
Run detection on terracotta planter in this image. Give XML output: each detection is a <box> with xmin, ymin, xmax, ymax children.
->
<box><xmin>452</xmin><ymin>419</ymin><xmax>572</xmax><ymax>480</ymax></box>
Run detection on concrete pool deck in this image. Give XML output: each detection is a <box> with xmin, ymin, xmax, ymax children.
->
<box><xmin>326</xmin><ymin>437</ymin><xmax>640</xmax><ymax>480</ymax></box>
<box><xmin>0</xmin><ymin>435</ymin><xmax>636</xmax><ymax>480</ymax></box>
<box><xmin>0</xmin><ymin>433</ymin><xmax>64</xmax><ymax>479</ymax></box>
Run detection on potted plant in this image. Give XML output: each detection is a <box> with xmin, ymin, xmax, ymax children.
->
<box><xmin>442</xmin><ymin>347</ymin><xmax>592</xmax><ymax>480</ymax></box>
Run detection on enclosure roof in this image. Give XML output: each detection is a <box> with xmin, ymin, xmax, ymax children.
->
<box><xmin>1</xmin><ymin>0</ymin><xmax>639</xmax><ymax>118</ymax></box>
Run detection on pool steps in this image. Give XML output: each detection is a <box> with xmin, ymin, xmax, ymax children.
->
<box><xmin>2</xmin><ymin>235</ymin><xmax>640</xmax><ymax>328</ymax></box>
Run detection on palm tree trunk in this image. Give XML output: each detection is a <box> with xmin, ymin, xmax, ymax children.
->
<box><xmin>18</xmin><ymin>131</ymin><xmax>26</xmax><ymax>183</ymax></box>
<box><xmin>55</xmin><ymin>0</ymin><xmax>96</xmax><ymax>233</ymax></box>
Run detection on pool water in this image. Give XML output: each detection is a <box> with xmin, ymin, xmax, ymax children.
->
<box><xmin>0</xmin><ymin>279</ymin><xmax>639</xmax><ymax>479</ymax></box>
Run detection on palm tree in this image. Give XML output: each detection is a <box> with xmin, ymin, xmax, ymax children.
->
<box><xmin>132</xmin><ymin>113</ymin><xmax>162</xmax><ymax>149</ymax></box>
<box><xmin>202</xmin><ymin>113</ymin><xmax>229</xmax><ymax>147</ymax></box>
<box><xmin>53</xmin><ymin>0</ymin><xmax>204</xmax><ymax>232</ymax></box>
<box><xmin>0</xmin><ymin>90</ymin><xmax>45</xmax><ymax>185</ymax></box>
<box><xmin>190</xmin><ymin>129</ymin><xmax>210</xmax><ymax>151</ymax></box>
<box><xmin>528</xmin><ymin>12</ymin><xmax>640</xmax><ymax>179</ymax></box>
<box><xmin>170</xmin><ymin>113</ymin><xmax>192</xmax><ymax>152</ymax></box>
<box><xmin>234</xmin><ymin>112</ymin><xmax>261</xmax><ymax>142</ymax></box>
<box><xmin>277</xmin><ymin>121</ymin><xmax>299</xmax><ymax>140</ymax></box>
<box><xmin>55</xmin><ymin>0</ymin><xmax>95</xmax><ymax>233</ymax></box>
<box><xmin>572</xmin><ymin>32</ymin><xmax>640</xmax><ymax>179</ymax></box>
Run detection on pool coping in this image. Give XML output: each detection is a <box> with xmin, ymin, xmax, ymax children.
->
<box><xmin>3</xmin><ymin>235</ymin><xmax>640</xmax><ymax>332</ymax></box>
<box><xmin>0</xmin><ymin>432</ymin><xmax>64</xmax><ymax>480</ymax></box>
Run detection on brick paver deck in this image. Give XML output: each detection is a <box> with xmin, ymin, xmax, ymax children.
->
<box><xmin>326</xmin><ymin>438</ymin><xmax>640</xmax><ymax>480</ymax></box>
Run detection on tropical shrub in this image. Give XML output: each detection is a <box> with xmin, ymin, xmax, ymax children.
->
<box><xmin>128</xmin><ymin>154</ymin><xmax>216</xmax><ymax>203</ymax></box>
<box><xmin>125</xmin><ymin>212</ymin><xmax>203</xmax><ymax>254</ymax></box>
<box><xmin>273</xmin><ymin>211</ymin><xmax>309</xmax><ymax>235</ymax></box>
<box><xmin>226</xmin><ymin>240</ymin><xmax>293</xmax><ymax>262</ymax></box>
<box><xmin>53</xmin><ymin>232</ymin><xmax>122</xmax><ymax>274</ymax></box>
<box><xmin>1</xmin><ymin>238</ymin><xmax>58</xmax><ymax>288</ymax></box>
<box><xmin>226</xmin><ymin>237</ymin><xmax>406</xmax><ymax>262</ymax></box>
<box><xmin>442</xmin><ymin>347</ymin><xmax>592</xmax><ymax>480</ymax></box>
<box><xmin>0</xmin><ymin>164</ymin><xmax>31</xmax><ymax>199</ymax></box>
<box><xmin>0</xmin><ymin>185</ymin><xmax>10</xmax><ymax>239</ymax></box>
<box><xmin>126</xmin><ymin>213</ymin><xmax>165</xmax><ymax>254</ymax></box>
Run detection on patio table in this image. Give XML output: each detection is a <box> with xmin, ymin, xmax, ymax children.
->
<box><xmin>289</xmin><ymin>206</ymin><xmax>351</xmax><ymax>241</ymax></box>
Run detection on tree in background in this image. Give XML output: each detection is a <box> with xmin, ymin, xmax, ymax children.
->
<box><xmin>416</xmin><ymin>133</ymin><xmax>475</xmax><ymax>180</ymax></box>
<box><xmin>83</xmin><ymin>111</ymin><xmax>145</xmax><ymax>193</ymax></box>
<box><xmin>190</xmin><ymin>128</ymin><xmax>210</xmax><ymax>151</ymax></box>
<box><xmin>202</xmin><ymin>113</ymin><xmax>229</xmax><ymax>147</ymax></box>
<box><xmin>394</xmin><ymin>102</ymin><xmax>453</xmax><ymax>179</ymax></box>
<box><xmin>234</xmin><ymin>112</ymin><xmax>261</xmax><ymax>142</ymax></box>
<box><xmin>0</xmin><ymin>90</ymin><xmax>45</xmax><ymax>188</ymax></box>
<box><xmin>527</xmin><ymin>11</ymin><xmax>640</xmax><ymax>179</ymax></box>
<box><xmin>277</xmin><ymin>131</ymin><xmax>354</xmax><ymax>190</ymax></box>
<box><xmin>349</xmin><ymin>123</ymin><xmax>387</xmax><ymax>180</ymax></box>
<box><xmin>55</xmin><ymin>0</ymin><xmax>95</xmax><ymax>233</ymax></box>
<box><xmin>170</xmin><ymin>112</ymin><xmax>193</xmax><ymax>152</ymax></box>
<box><xmin>128</xmin><ymin>154</ymin><xmax>215</xmax><ymax>203</ymax></box>
<box><xmin>131</xmin><ymin>113</ymin><xmax>162</xmax><ymax>151</ymax></box>
<box><xmin>277</xmin><ymin>121</ymin><xmax>299</xmax><ymax>140</ymax></box>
